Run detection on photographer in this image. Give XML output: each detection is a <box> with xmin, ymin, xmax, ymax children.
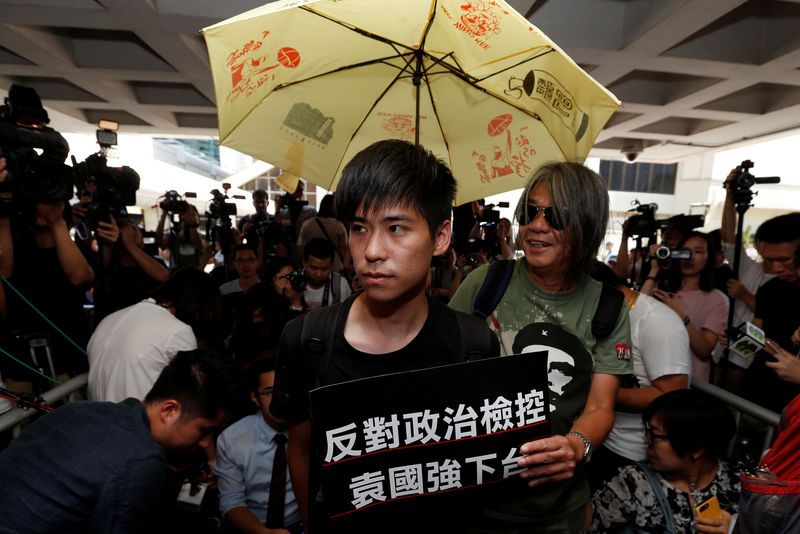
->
<box><xmin>468</xmin><ymin>200</ymin><xmax>514</xmax><ymax>261</ymax></box>
<box><xmin>719</xmin><ymin>166</ymin><xmax>775</xmax><ymax>372</ymax></box>
<box><xmin>5</xmin><ymin>192</ymin><xmax>95</xmax><ymax>377</ymax></box>
<box><xmin>156</xmin><ymin>199</ymin><xmax>205</xmax><ymax>271</ymax></box>
<box><xmin>90</xmin><ymin>216</ymin><xmax>169</xmax><ymax>323</ymax></box>
<box><xmin>642</xmin><ymin>231</ymin><xmax>728</xmax><ymax>382</ymax></box>
<box><xmin>449</xmin><ymin>239</ymin><xmax>490</xmax><ymax>300</ymax></box>
<box><xmin>231</xmin><ymin>257</ymin><xmax>304</xmax><ymax>361</ymax></box>
<box><xmin>237</xmin><ymin>189</ymin><xmax>271</xmax><ymax>237</ymax></box>
<box><xmin>301</xmin><ymin>237</ymin><xmax>350</xmax><ymax>312</ymax></box>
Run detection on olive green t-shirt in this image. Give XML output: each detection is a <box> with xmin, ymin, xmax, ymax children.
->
<box><xmin>449</xmin><ymin>260</ymin><xmax>632</xmax><ymax>525</ymax></box>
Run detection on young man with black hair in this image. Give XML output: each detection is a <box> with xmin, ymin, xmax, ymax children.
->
<box><xmin>301</xmin><ymin>237</ymin><xmax>351</xmax><ymax>312</ymax></box>
<box><xmin>271</xmin><ymin>140</ymin><xmax>499</xmax><ymax>532</ymax></box>
<box><xmin>0</xmin><ymin>349</ymin><xmax>238</xmax><ymax>534</ymax></box>
<box><xmin>737</xmin><ymin>211</ymin><xmax>800</xmax><ymax>411</ymax></box>
<box><xmin>214</xmin><ymin>359</ymin><xmax>301</xmax><ymax>533</ymax></box>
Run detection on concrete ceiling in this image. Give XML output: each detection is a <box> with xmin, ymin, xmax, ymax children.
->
<box><xmin>2</xmin><ymin>0</ymin><xmax>800</xmax><ymax>163</ymax></box>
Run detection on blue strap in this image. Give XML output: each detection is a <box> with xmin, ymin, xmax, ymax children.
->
<box><xmin>636</xmin><ymin>460</ymin><xmax>678</xmax><ymax>534</ymax></box>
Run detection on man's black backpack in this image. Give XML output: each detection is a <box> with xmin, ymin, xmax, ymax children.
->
<box><xmin>472</xmin><ymin>260</ymin><xmax>624</xmax><ymax>341</ymax></box>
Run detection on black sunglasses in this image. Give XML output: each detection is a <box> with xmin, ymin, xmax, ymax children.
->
<box><xmin>517</xmin><ymin>204</ymin><xmax>564</xmax><ymax>230</ymax></box>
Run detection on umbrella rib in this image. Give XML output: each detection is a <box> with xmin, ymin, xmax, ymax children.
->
<box><xmin>299</xmin><ymin>5</ymin><xmax>421</xmax><ymax>57</ymax></box>
<box><xmin>421</xmin><ymin>65</ymin><xmax>453</xmax><ymax>173</ymax></box>
<box><xmin>329</xmin><ymin>68</ymin><xmax>408</xmax><ymax>183</ymax></box>
<box><xmin>473</xmin><ymin>47</ymin><xmax>555</xmax><ymax>83</ymax></box>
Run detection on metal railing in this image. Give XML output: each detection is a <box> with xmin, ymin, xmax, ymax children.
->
<box><xmin>690</xmin><ymin>376</ymin><xmax>781</xmax><ymax>455</ymax></box>
<box><xmin>0</xmin><ymin>373</ymin><xmax>88</xmax><ymax>434</ymax></box>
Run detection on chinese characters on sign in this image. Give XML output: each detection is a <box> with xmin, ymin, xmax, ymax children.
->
<box><xmin>310</xmin><ymin>353</ymin><xmax>550</xmax><ymax>521</ymax></box>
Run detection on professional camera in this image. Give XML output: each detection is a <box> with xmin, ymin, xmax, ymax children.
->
<box><xmin>72</xmin><ymin>152</ymin><xmax>140</xmax><ymax>230</ymax></box>
<box><xmin>654</xmin><ymin>246</ymin><xmax>691</xmax><ymax>262</ymax></box>
<box><xmin>0</xmin><ymin>84</ymin><xmax>74</xmax><ymax>205</ymax></box>
<box><xmin>724</xmin><ymin>160</ymin><xmax>780</xmax><ymax>194</ymax></box>
<box><xmin>625</xmin><ymin>201</ymin><xmax>658</xmax><ymax>239</ymax></box>
<box><xmin>657</xmin><ymin>213</ymin><xmax>705</xmax><ymax>237</ymax></box>
<box><xmin>284</xmin><ymin>270</ymin><xmax>306</xmax><ymax>292</ymax></box>
<box><xmin>159</xmin><ymin>190</ymin><xmax>190</xmax><ymax>214</ymax></box>
<box><xmin>208</xmin><ymin>187</ymin><xmax>237</xmax><ymax>226</ymax></box>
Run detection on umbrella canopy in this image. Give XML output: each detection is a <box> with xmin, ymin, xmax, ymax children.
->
<box><xmin>203</xmin><ymin>0</ymin><xmax>620</xmax><ymax>205</ymax></box>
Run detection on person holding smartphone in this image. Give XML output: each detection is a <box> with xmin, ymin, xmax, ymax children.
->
<box><xmin>591</xmin><ymin>389</ymin><xmax>739</xmax><ymax>534</ymax></box>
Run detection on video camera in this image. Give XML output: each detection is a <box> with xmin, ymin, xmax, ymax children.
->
<box><xmin>208</xmin><ymin>187</ymin><xmax>238</xmax><ymax>226</ymax></box>
<box><xmin>72</xmin><ymin>121</ymin><xmax>140</xmax><ymax>230</ymax></box>
<box><xmin>284</xmin><ymin>270</ymin><xmax>306</xmax><ymax>292</ymax></box>
<box><xmin>0</xmin><ymin>84</ymin><xmax>74</xmax><ymax>206</ymax></box>
<box><xmin>725</xmin><ymin>160</ymin><xmax>780</xmax><ymax>195</ymax></box>
<box><xmin>625</xmin><ymin>201</ymin><xmax>658</xmax><ymax>239</ymax></box>
<box><xmin>658</xmin><ymin>213</ymin><xmax>705</xmax><ymax>238</ymax></box>
<box><xmin>159</xmin><ymin>189</ymin><xmax>199</xmax><ymax>215</ymax></box>
<box><xmin>654</xmin><ymin>245</ymin><xmax>691</xmax><ymax>262</ymax></box>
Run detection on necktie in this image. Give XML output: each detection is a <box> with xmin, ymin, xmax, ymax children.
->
<box><xmin>266</xmin><ymin>433</ymin><xmax>288</xmax><ymax>528</ymax></box>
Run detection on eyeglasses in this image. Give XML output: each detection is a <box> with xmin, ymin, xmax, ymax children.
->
<box><xmin>644</xmin><ymin>423</ymin><xmax>670</xmax><ymax>444</ymax></box>
<box><xmin>257</xmin><ymin>387</ymin><xmax>274</xmax><ymax>397</ymax></box>
<box><xmin>517</xmin><ymin>204</ymin><xmax>564</xmax><ymax>230</ymax></box>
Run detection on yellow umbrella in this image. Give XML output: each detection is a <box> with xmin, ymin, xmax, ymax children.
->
<box><xmin>203</xmin><ymin>0</ymin><xmax>620</xmax><ymax>205</ymax></box>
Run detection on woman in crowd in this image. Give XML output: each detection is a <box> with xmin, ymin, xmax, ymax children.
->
<box><xmin>642</xmin><ymin>231</ymin><xmax>728</xmax><ymax>381</ymax></box>
<box><xmin>231</xmin><ymin>257</ymin><xmax>304</xmax><ymax>362</ymax></box>
<box><xmin>450</xmin><ymin>162</ymin><xmax>632</xmax><ymax>533</ymax></box>
<box><xmin>591</xmin><ymin>389</ymin><xmax>739</xmax><ymax>534</ymax></box>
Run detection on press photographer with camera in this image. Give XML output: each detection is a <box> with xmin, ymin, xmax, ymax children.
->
<box><xmin>719</xmin><ymin>166</ymin><xmax>776</xmax><ymax>369</ymax></box>
<box><xmin>641</xmin><ymin>231</ymin><xmax>728</xmax><ymax>382</ymax></box>
<box><xmin>0</xmin><ymin>85</ymin><xmax>97</xmax><ymax>380</ymax></box>
<box><xmin>231</xmin><ymin>257</ymin><xmax>305</xmax><ymax>361</ymax></box>
<box><xmin>467</xmin><ymin>200</ymin><xmax>514</xmax><ymax>261</ymax></box>
<box><xmin>155</xmin><ymin>191</ymin><xmax>206</xmax><ymax>271</ymax></box>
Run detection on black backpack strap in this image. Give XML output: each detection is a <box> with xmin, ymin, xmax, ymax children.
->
<box><xmin>591</xmin><ymin>283</ymin><xmax>625</xmax><ymax>340</ymax></box>
<box><xmin>455</xmin><ymin>311</ymin><xmax>494</xmax><ymax>362</ymax></box>
<box><xmin>330</xmin><ymin>272</ymin><xmax>341</xmax><ymax>304</ymax></box>
<box><xmin>473</xmin><ymin>260</ymin><xmax>515</xmax><ymax>320</ymax></box>
<box><xmin>299</xmin><ymin>304</ymin><xmax>347</xmax><ymax>390</ymax></box>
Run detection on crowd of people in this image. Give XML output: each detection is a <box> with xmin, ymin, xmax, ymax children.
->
<box><xmin>1</xmin><ymin>143</ymin><xmax>800</xmax><ymax>534</ymax></box>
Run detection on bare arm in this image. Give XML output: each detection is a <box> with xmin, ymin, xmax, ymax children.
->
<box><xmin>652</xmin><ymin>289</ymin><xmax>719</xmax><ymax>361</ymax></box>
<box><xmin>39</xmin><ymin>203</ymin><xmax>94</xmax><ymax>285</ymax></box>
<box><xmin>182</xmin><ymin>209</ymin><xmax>205</xmax><ymax>252</ymax></box>
<box><xmin>726</xmin><ymin>279</ymin><xmax>756</xmax><ymax>312</ymax></box>
<box><xmin>615</xmin><ymin>374</ymin><xmax>688</xmax><ymax>412</ymax></box>
<box><xmin>287</xmin><ymin>420</ymin><xmax>311</xmax><ymax>532</ymax></box>
<box><xmin>119</xmin><ymin>223</ymin><xmax>169</xmax><ymax>284</ymax></box>
<box><xmin>155</xmin><ymin>208</ymin><xmax>169</xmax><ymax>249</ymax></box>
<box><xmin>614</xmin><ymin>231</ymin><xmax>630</xmax><ymax>278</ymax></box>
<box><xmin>517</xmin><ymin>373</ymin><xmax>619</xmax><ymax>487</ymax></box>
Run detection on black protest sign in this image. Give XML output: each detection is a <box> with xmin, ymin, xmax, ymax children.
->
<box><xmin>309</xmin><ymin>352</ymin><xmax>550</xmax><ymax>522</ymax></box>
